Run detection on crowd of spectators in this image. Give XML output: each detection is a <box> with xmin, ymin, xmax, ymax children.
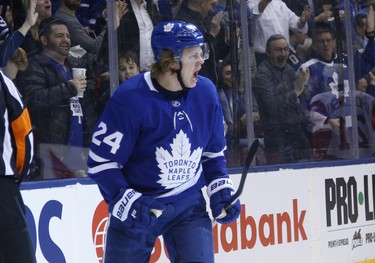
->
<box><xmin>1</xmin><ymin>0</ymin><xmax>374</xmax><ymax>179</ymax></box>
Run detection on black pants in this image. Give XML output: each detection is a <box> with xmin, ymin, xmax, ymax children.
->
<box><xmin>0</xmin><ymin>177</ymin><xmax>36</xmax><ymax>263</ymax></box>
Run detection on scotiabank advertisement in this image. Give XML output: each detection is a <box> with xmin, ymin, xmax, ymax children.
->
<box><xmin>20</xmin><ymin>163</ymin><xmax>375</xmax><ymax>263</ymax></box>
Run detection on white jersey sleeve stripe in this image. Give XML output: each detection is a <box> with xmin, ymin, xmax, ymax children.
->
<box><xmin>88</xmin><ymin>150</ymin><xmax>110</xmax><ymax>162</ymax></box>
<box><xmin>88</xmin><ymin>162</ymin><xmax>119</xmax><ymax>174</ymax></box>
<box><xmin>202</xmin><ymin>147</ymin><xmax>226</xmax><ymax>159</ymax></box>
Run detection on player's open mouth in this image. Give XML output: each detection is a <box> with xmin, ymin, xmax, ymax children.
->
<box><xmin>191</xmin><ymin>74</ymin><xmax>197</xmax><ymax>83</ymax></box>
<box><xmin>193</xmin><ymin>70</ymin><xmax>199</xmax><ymax>80</ymax></box>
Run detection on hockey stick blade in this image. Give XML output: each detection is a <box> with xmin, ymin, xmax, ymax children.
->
<box><xmin>216</xmin><ymin>138</ymin><xmax>260</xmax><ymax>220</ymax></box>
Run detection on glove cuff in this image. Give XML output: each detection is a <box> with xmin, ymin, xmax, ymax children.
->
<box><xmin>207</xmin><ymin>178</ymin><xmax>234</xmax><ymax>198</ymax></box>
<box><xmin>112</xmin><ymin>189</ymin><xmax>142</xmax><ymax>222</ymax></box>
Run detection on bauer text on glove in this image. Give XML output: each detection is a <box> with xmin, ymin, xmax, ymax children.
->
<box><xmin>207</xmin><ymin>178</ymin><xmax>241</xmax><ymax>224</ymax></box>
<box><xmin>110</xmin><ymin>188</ymin><xmax>166</xmax><ymax>232</ymax></box>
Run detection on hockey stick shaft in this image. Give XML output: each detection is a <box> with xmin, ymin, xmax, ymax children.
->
<box><xmin>216</xmin><ymin>138</ymin><xmax>260</xmax><ymax>219</ymax></box>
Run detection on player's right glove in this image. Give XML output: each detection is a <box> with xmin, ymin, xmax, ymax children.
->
<box><xmin>110</xmin><ymin>188</ymin><xmax>166</xmax><ymax>232</ymax></box>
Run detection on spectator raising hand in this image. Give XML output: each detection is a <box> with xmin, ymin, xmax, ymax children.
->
<box><xmin>18</xmin><ymin>0</ymin><xmax>39</xmax><ymax>36</ymax></box>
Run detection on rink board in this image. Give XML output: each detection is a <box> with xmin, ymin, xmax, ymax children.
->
<box><xmin>20</xmin><ymin>162</ymin><xmax>375</xmax><ymax>263</ymax></box>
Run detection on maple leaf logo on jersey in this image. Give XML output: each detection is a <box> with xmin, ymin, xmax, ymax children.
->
<box><xmin>328</xmin><ymin>71</ymin><xmax>349</xmax><ymax>98</ymax></box>
<box><xmin>156</xmin><ymin>130</ymin><xmax>202</xmax><ymax>189</ymax></box>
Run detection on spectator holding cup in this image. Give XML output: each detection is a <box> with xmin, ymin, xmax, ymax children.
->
<box><xmin>72</xmin><ymin>67</ymin><xmax>86</xmax><ymax>98</ymax></box>
<box><xmin>16</xmin><ymin>17</ymin><xmax>98</xmax><ymax>179</ymax></box>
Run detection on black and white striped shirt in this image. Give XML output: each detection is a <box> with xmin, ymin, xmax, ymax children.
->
<box><xmin>0</xmin><ymin>70</ymin><xmax>33</xmax><ymax>180</ymax></box>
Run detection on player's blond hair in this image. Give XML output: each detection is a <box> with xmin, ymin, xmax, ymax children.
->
<box><xmin>151</xmin><ymin>50</ymin><xmax>175</xmax><ymax>79</ymax></box>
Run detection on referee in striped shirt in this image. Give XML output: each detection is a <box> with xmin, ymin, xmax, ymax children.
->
<box><xmin>0</xmin><ymin>69</ymin><xmax>36</xmax><ymax>263</ymax></box>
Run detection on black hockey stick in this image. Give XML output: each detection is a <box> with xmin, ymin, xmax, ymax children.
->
<box><xmin>216</xmin><ymin>138</ymin><xmax>260</xmax><ymax>219</ymax></box>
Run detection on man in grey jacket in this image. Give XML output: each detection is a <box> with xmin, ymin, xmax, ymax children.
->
<box><xmin>253</xmin><ymin>34</ymin><xmax>311</xmax><ymax>164</ymax></box>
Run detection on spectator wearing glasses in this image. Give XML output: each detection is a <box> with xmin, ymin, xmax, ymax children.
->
<box><xmin>253</xmin><ymin>34</ymin><xmax>311</xmax><ymax>165</ymax></box>
<box><xmin>248</xmin><ymin>0</ymin><xmax>312</xmax><ymax>65</ymax></box>
<box><xmin>300</xmin><ymin>21</ymin><xmax>375</xmax><ymax>160</ymax></box>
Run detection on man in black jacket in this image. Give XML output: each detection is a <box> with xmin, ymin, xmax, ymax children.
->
<box><xmin>16</xmin><ymin>17</ymin><xmax>98</xmax><ymax>179</ymax></box>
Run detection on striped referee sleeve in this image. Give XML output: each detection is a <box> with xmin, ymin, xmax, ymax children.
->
<box><xmin>0</xmin><ymin>71</ymin><xmax>34</xmax><ymax>179</ymax></box>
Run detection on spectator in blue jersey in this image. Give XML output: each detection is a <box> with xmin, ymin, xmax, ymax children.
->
<box><xmin>298</xmin><ymin>23</ymin><xmax>345</xmax><ymax>159</ymax></box>
<box><xmin>300</xmin><ymin>21</ymin><xmax>375</xmax><ymax>160</ymax></box>
<box><xmin>253</xmin><ymin>34</ymin><xmax>311</xmax><ymax>165</ymax></box>
<box><xmin>87</xmin><ymin>21</ymin><xmax>241</xmax><ymax>262</ymax></box>
<box><xmin>308</xmin><ymin>16</ymin><xmax>375</xmax><ymax>159</ymax></box>
<box><xmin>301</xmin><ymin>17</ymin><xmax>373</xmax><ymax>100</ymax></box>
<box><xmin>16</xmin><ymin>17</ymin><xmax>98</xmax><ymax>179</ymax></box>
<box><xmin>0</xmin><ymin>69</ymin><xmax>36</xmax><ymax>263</ymax></box>
<box><xmin>299</xmin><ymin>22</ymin><xmax>347</xmax><ymax>106</ymax></box>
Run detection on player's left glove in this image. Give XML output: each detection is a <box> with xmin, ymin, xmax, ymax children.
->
<box><xmin>207</xmin><ymin>178</ymin><xmax>241</xmax><ymax>224</ymax></box>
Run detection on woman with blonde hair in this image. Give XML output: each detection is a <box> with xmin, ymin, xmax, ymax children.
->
<box><xmin>2</xmin><ymin>47</ymin><xmax>28</xmax><ymax>80</ymax></box>
<box><xmin>21</xmin><ymin>0</ymin><xmax>52</xmax><ymax>56</ymax></box>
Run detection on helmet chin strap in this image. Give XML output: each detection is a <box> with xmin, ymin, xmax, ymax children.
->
<box><xmin>174</xmin><ymin>62</ymin><xmax>187</xmax><ymax>91</ymax></box>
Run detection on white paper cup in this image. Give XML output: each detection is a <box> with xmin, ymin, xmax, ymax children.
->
<box><xmin>72</xmin><ymin>68</ymin><xmax>86</xmax><ymax>98</ymax></box>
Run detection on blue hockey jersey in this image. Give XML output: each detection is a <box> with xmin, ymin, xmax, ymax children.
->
<box><xmin>87</xmin><ymin>72</ymin><xmax>228</xmax><ymax>205</ymax></box>
<box><xmin>300</xmin><ymin>55</ymin><xmax>350</xmax><ymax>108</ymax></box>
<box><xmin>310</xmin><ymin>90</ymin><xmax>375</xmax><ymax>159</ymax></box>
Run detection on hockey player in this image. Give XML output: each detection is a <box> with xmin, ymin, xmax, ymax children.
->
<box><xmin>87</xmin><ymin>21</ymin><xmax>241</xmax><ymax>262</ymax></box>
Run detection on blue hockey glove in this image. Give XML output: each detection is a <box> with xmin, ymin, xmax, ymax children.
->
<box><xmin>207</xmin><ymin>178</ymin><xmax>241</xmax><ymax>224</ymax></box>
<box><xmin>110</xmin><ymin>188</ymin><xmax>166</xmax><ymax>232</ymax></box>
